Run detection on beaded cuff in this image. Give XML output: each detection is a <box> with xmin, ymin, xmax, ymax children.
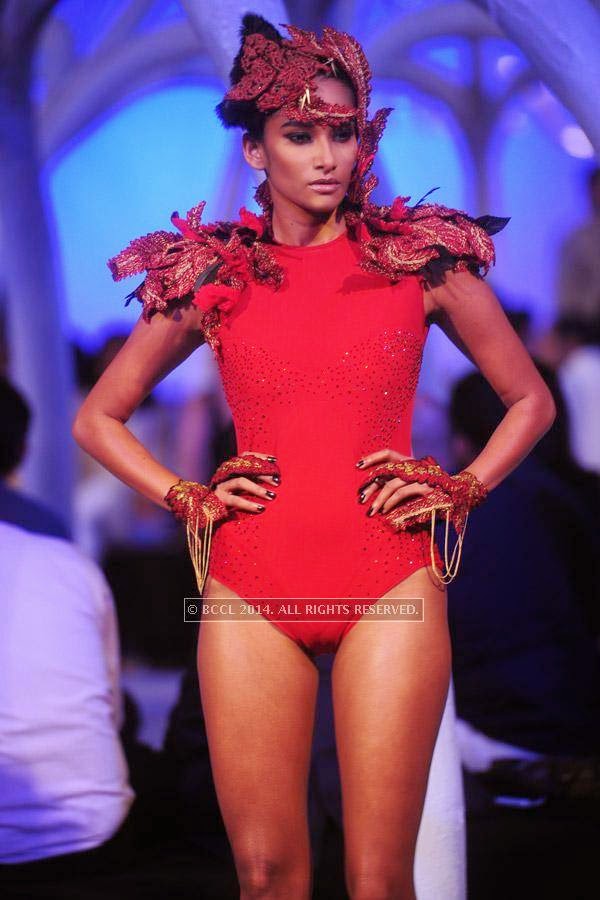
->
<box><xmin>358</xmin><ymin>456</ymin><xmax>488</xmax><ymax>584</ymax></box>
<box><xmin>209</xmin><ymin>454</ymin><xmax>280</xmax><ymax>488</ymax></box>
<box><xmin>165</xmin><ymin>455</ymin><xmax>282</xmax><ymax>595</ymax></box>
<box><xmin>164</xmin><ymin>479</ymin><xmax>229</xmax><ymax>595</ymax></box>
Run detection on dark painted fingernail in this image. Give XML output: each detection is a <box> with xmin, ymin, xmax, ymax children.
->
<box><xmin>256</xmin><ymin>505</ymin><xmax>265</xmax><ymax>511</ymax></box>
<box><xmin>358</xmin><ymin>493</ymin><xmax>365</xmax><ymax>503</ymax></box>
<box><xmin>266</xmin><ymin>490</ymin><xmax>276</xmax><ymax>499</ymax></box>
<box><xmin>356</xmin><ymin>460</ymin><xmax>364</xmax><ymax>468</ymax></box>
<box><xmin>272</xmin><ymin>475</ymin><xmax>280</xmax><ymax>484</ymax></box>
<box><xmin>267</xmin><ymin>456</ymin><xmax>277</xmax><ymax>462</ymax></box>
<box><xmin>368</xmin><ymin>506</ymin><xmax>376</xmax><ymax>516</ymax></box>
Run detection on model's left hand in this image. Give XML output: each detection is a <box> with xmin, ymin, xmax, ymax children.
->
<box><xmin>356</xmin><ymin>449</ymin><xmax>436</xmax><ymax>516</ymax></box>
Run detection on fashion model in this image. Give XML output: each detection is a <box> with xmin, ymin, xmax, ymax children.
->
<box><xmin>73</xmin><ymin>13</ymin><xmax>556</xmax><ymax>899</ymax></box>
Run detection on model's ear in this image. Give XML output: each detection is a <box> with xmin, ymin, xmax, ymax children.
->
<box><xmin>242</xmin><ymin>133</ymin><xmax>267</xmax><ymax>172</ymax></box>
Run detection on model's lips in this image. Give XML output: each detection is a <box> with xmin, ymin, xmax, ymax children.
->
<box><xmin>308</xmin><ymin>180</ymin><xmax>341</xmax><ymax>194</ymax></box>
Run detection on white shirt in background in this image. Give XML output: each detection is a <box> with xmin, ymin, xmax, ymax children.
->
<box><xmin>559</xmin><ymin>345</ymin><xmax>600</xmax><ymax>475</ymax></box>
<box><xmin>0</xmin><ymin>521</ymin><xmax>135</xmax><ymax>863</ymax></box>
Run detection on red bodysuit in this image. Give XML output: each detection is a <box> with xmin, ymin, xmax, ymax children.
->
<box><xmin>207</xmin><ymin>229</ymin><xmax>444</xmax><ymax>657</ymax></box>
<box><xmin>109</xmin><ymin>196</ymin><xmax>504</xmax><ymax>658</ymax></box>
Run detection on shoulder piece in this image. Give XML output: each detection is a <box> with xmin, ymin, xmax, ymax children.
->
<box><xmin>107</xmin><ymin>202</ymin><xmax>279</xmax><ymax>354</ymax></box>
<box><xmin>108</xmin><ymin>201</ymin><xmax>233</xmax><ymax>322</ymax></box>
<box><xmin>349</xmin><ymin>190</ymin><xmax>510</xmax><ymax>287</ymax></box>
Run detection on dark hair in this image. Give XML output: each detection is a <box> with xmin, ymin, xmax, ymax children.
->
<box><xmin>588</xmin><ymin>166</ymin><xmax>600</xmax><ymax>191</ymax></box>
<box><xmin>215</xmin><ymin>12</ymin><xmax>357</xmax><ymax>140</ymax></box>
<box><xmin>504</xmin><ymin>309</ymin><xmax>531</xmax><ymax>342</ymax></box>
<box><xmin>555</xmin><ymin>314</ymin><xmax>599</xmax><ymax>346</ymax></box>
<box><xmin>449</xmin><ymin>364</ymin><xmax>576</xmax><ymax>480</ymax></box>
<box><xmin>0</xmin><ymin>375</ymin><xmax>31</xmax><ymax>477</ymax></box>
<box><xmin>449</xmin><ymin>371</ymin><xmax>505</xmax><ymax>452</ymax></box>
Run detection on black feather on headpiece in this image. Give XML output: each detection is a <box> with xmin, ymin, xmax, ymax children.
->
<box><xmin>215</xmin><ymin>13</ymin><xmax>283</xmax><ymax>132</ymax></box>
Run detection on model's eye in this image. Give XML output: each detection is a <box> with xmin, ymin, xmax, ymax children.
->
<box><xmin>332</xmin><ymin>127</ymin><xmax>354</xmax><ymax>142</ymax></box>
<box><xmin>286</xmin><ymin>132</ymin><xmax>312</xmax><ymax>144</ymax></box>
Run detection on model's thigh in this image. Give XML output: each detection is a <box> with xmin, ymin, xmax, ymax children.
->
<box><xmin>198</xmin><ymin>574</ymin><xmax>319</xmax><ymax>894</ymax></box>
<box><xmin>332</xmin><ymin>565</ymin><xmax>451</xmax><ymax>898</ymax></box>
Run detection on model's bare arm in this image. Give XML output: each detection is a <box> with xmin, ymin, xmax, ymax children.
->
<box><xmin>72</xmin><ymin>300</ymin><xmax>208</xmax><ymax>510</ymax></box>
<box><xmin>72</xmin><ymin>299</ymin><xmax>278</xmax><ymax>514</ymax></box>
<box><xmin>427</xmin><ymin>270</ymin><xmax>556</xmax><ymax>490</ymax></box>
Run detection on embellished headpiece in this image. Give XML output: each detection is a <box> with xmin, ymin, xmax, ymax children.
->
<box><xmin>216</xmin><ymin>13</ymin><xmax>392</xmax><ymax>208</ymax></box>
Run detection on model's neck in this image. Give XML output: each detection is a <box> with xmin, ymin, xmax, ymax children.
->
<box><xmin>269</xmin><ymin>196</ymin><xmax>346</xmax><ymax>247</ymax></box>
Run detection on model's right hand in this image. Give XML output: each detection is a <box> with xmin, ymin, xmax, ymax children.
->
<box><xmin>212</xmin><ymin>450</ymin><xmax>280</xmax><ymax>514</ymax></box>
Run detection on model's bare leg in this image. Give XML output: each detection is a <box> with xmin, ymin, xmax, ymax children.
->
<box><xmin>198</xmin><ymin>574</ymin><xmax>319</xmax><ymax>900</ymax></box>
<box><xmin>332</xmin><ymin>566</ymin><xmax>451</xmax><ymax>900</ymax></box>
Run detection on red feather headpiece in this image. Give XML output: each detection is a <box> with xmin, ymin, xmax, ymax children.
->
<box><xmin>222</xmin><ymin>21</ymin><xmax>392</xmax><ymax>207</ymax></box>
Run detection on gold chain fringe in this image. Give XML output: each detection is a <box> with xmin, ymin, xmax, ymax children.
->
<box><xmin>185</xmin><ymin>509</ymin><xmax>215</xmax><ymax>596</ymax></box>
<box><xmin>429</xmin><ymin>508</ymin><xmax>468</xmax><ymax>585</ymax></box>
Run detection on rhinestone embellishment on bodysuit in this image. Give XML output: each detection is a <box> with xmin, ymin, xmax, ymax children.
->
<box><xmin>217</xmin><ymin>327</ymin><xmax>424</xmax><ymax>448</ymax></box>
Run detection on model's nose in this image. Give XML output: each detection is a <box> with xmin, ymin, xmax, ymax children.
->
<box><xmin>314</xmin><ymin>136</ymin><xmax>337</xmax><ymax>171</ymax></box>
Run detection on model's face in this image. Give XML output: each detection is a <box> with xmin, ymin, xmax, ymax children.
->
<box><xmin>242</xmin><ymin>77</ymin><xmax>358</xmax><ymax>218</ymax></box>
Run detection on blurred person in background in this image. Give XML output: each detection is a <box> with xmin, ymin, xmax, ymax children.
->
<box><xmin>447</xmin><ymin>368</ymin><xmax>600</xmax><ymax>803</ymax></box>
<box><xmin>0</xmin><ymin>375</ymin><xmax>70</xmax><ymax>539</ymax></box>
<box><xmin>73</xmin><ymin>333</ymin><xmax>177</xmax><ymax>559</ymax></box>
<box><xmin>0</xmin><ymin>521</ymin><xmax>136</xmax><ymax>877</ymax></box>
<box><xmin>72</xmin><ymin>331</ymin><xmax>226</xmax><ymax>561</ymax></box>
<box><xmin>0</xmin><ymin>377</ymin><xmax>135</xmax><ymax>878</ymax></box>
<box><xmin>532</xmin><ymin>315</ymin><xmax>600</xmax><ymax>476</ymax></box>
<box><xmin>411</xmin><ymin>304</ymin><xmax>534</xmax><ymax>470</ymax></box>
<box><xmin>557</xmin><ymin>166</ymin><xmax>600</xmax><ymax>328</ymax></box>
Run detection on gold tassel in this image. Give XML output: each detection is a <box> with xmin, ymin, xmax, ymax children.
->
<box><xmin>429</xmin><ymin>508</ymin><xmax>468</xmax><ymax>585</ymax></box>
<box><xmin>299</xmin><ymin>86</ymin><xmax>311</xmax><ymax>110</ymax></box>
<box><xmin>185</xmin><ymin>510</ymin><xmax>215</xmax><ymax>596</ymax></box>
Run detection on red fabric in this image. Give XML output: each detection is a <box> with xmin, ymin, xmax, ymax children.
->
<box><xmin>207</xmin><ymin>230</ymin><xmax>444</xmax><ymax>656</ymax></box>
